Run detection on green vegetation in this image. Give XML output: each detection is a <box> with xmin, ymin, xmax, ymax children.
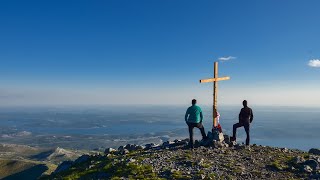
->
<box><xmin>171</xmin><ymin>170</ymin><xmax>192</xmax><ymax>179</ymax></box>
<box><xmin>44</xmin><ymin>151</ymin><xmax>165</xmax><ymax>180</ymax></box>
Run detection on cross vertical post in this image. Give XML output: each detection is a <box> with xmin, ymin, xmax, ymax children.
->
<box><xmin>199</xmin><ymin>62</ymin><xmax>230</xmax><ymax>129</ymax></box>
<box><xmin>213</xmin><ymin>62</ymin><xmax>218</xmax><ymax>127</ymax></box>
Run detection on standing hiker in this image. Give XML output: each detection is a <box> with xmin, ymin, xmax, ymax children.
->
<box><xmin>231</xmin><ymin>100</ymin><xmax>253</xmax><ymax>145</ymax></box>
<box><xmin>185</xmin><ymin>99</ymin><xmax>207</xmax><ymax>149</ymax></box>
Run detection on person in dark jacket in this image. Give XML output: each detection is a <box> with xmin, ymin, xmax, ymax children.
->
<box><xmin>185</xmin><ymin>99</ymin><xmax>207</xmax><ymax>149</ymax></box>
<box><xmin>231</xmin><ymin>100</ymin><xmax>253</xmax><ymax>145</ymax></box>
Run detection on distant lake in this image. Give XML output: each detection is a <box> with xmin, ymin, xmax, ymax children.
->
<box><xmin>0</xmin><ymin>105</ymin><xmax>319</xmax><ymax>151</ymax></box>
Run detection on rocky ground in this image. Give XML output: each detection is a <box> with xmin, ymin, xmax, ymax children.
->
<box><xmin>43</xmin><ymin>137</ymin><xmax>320</xmax><ymax>180</ymax></box>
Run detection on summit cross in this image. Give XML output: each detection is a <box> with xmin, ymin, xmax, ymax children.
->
<box><xmin>199</xmin><ymin>62</ymin><xmax>230</xmax><ymax>127</ymax></box>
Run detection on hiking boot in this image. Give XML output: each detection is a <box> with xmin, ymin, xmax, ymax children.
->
<box><xmin>188</xmin><ymin>143</ymin><xmax>194</xmax><ymax>149</ymax></box>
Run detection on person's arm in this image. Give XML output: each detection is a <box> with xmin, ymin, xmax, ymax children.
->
<box><xmin>185</xmin><ymin>108</ymin><xmax>189</xmax><ymax>122</ymax></box>
<box><xmin>250</xmin><ymin>109</ymin><xmax>254</xmax><ymax>123</ymax></box>
<box><xmin>200</xmin><ymin>111</ymin><xmax>203</xmax><ymax>123</ymax></box>
<box><xmin>238</xmin><ymin>109</ymin><xmax>242</xmax><ymax>122</ymax></box>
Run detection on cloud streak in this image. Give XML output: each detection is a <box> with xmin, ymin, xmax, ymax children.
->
<box><xmin>308</xmin><ymin>59</ymin><xmax>320</xmax><ymax>68</ymax></box>
<box><xmin>218</xmin><ymin>56</ymin><xmax>236</xmax><ymax>61</ymax></box>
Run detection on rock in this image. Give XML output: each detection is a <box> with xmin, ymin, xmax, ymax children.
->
<box><xmin>125</xmin><ymin>144</ymin><xmax>140</xmax><ymax>151</ymax></box>
<box><xmin>223</xmin><ymin>135</ymin><xmax>230</xmax><ymax>144</ymax></box>
<box><xmin>145</xmin><ymin>143</ymin><xmax>155</xmax><ymax>150</ymax></box>
<box><xmin>304</xmin><ymin>159</ymin><xmax>319</xmax><ymax>170</ymax></box>
<box><xmin>309</xmin><ymin>148</ymin><xmax>320</xmax><ymax>155</ymax></box>
<box><xmin>310</xmin><ymin>173</ymin><xmax>320</xmax><ymax>179</ymax></box>
<box><xmin>162</xmin><ymin>141</ymin><xmax>174</xmax><ymax>148</ymax></box>
<box><xmin>294</xmin><ymin>156</ymin><xmax>306</xmax><ymax>164</ymax></box>
<box><xmin>54</xmin><ymin>161</ymin><xmax>74</xmax><ymax>173</ymax></box>
<box><xmin>127</xmin><ymin>158</ymin><xmax>136</xmax><ymax>163</ymax></box>
<box><xmin>174</xmin><ymin>139</ymin><xmax>188</xmax><ymax>146</ymax></box>
<box><xmin>303</xmin><ymin>165</ymin><xmax>313</xmax><ymax>173</ymax></box>
<box><xmin>118</xmin><ymin>148</ymin><xmax>129</xmax><ymax>155</ymax></box>
<box><xmin>74</xmin><ymin>154</ymin><xmax>90</xmax><ymax>164</ymax></box>
<box><xmin>198</xmin><ymin>158</ymin><xmax>204</xmax><ymax>166</ymax></box>
<box><xmin>104</xmin><ymin>148</ymin><xmax>116</xmax><ymax>154</ymax></box>
<box><xmin>235</xmin><ymin>144</ymin><xmax>246</xmax><ymax>150</ymax></box>
<box><xmin>281</xmin><ymin>148</ymin><xmax>289</xmax><ymax>153</ymax></box>
<box><xmin>118</xmin><ymin>146</ymin><xmax>124</xmax><ymax>151</ymax></box>
<box><xmin>229</xmin><ymin>141</ymin><xmax>237</xmax><ymax>147</ymax></box>
<box><xmin>212</xmin><ymin>140</ymin><xmax>223</xmax><ymax>149</ymax></box>
<box><xmin>212</xmin><ymin>129</ymin><xmax>224</xmax><ymax>142</ymax></box>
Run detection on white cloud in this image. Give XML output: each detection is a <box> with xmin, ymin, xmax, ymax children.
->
<box><xmin>218</xmin><ymin>56</ymin><xmax>236</xmax><ymax>61</ymax></box>
<box><xmin>308</xmin><ymin>59</ymin><xmax>320</xmax><ymax>68</ymax></box>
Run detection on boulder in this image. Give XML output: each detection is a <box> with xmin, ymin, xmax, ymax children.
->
<box><xmin>212</xmin><ymin>140</ymin><xmax>224</xmax><ymax>149</ymax></box>
<box><xmin>173</xmin><ymin>139</ymin><xmax>188</xmax><ymax>146</ymax></box>
<box><xmin>162</xmin><ymin>141</ymin><xmax>175</xmax><ymax>148</ymax></box>
<box><xmin>125</xmin><ymin>144</ymin><xmax>137</xmax><ymax>151</ymax></box>
<box><xmin>212</xmin><ymin>129</ymin><xmax>224</xmax><ymax>142</ymax></box>
<box><xmin>309</xmin><ymin>148</ymin><xmax>320</xmax><ymax>155</ymax></box>
<box><xmin>104</xmin><ymin>148</ymin><xmax>116</xmax><ymax>154</ymax></box>
<box><xmin>229</xmin><ymin>141</ymin><xmax>237</xmax><ymax>147</ymax></box>
<box><xmin>304</xmin><ymin>159</ymin><xmax>319</xmax><ymax>170</ymax></box>
<box><xmin>118</xmin><ymin>146</ymin><xmax>124</xmax><ymax>151</ymax></box>
<box><xmin>136</xmin><ymin>145</ymin><xmax>144</xmax><ymax>150</ymax></box>
<box><xmin>234</xmin><ymin>144</ymin><xmax>246</xmax><ymax>150</ymax></box>
<box><xmin>118</xmin><ymin>149</ymin><xmax>129</xmax><ymax>155</ymax></box>
<box><xmin>145</xmin><ymin>143</ymin><xmax>155</xmax><ymax>150</ymax></box>
<box><xmin>303</xmin><ymin>165</ymin><xmax>313</xmax><ymax>173</ymax></box>
<box><xmin>294</xmin><ymin>156</ymin><xmax>306</xmax><ymax>164</ymax></box>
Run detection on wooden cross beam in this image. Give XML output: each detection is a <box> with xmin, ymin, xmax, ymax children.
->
<box><xmin>199</xmin><ymin>62</ymin><xmax>230</xmax><ymax>127</ymax></box>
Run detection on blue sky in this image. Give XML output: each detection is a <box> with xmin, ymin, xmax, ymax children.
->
<box><xmin>0</xmin><ymin>0</ymin><xmax>319</xmax><ymax>106</ymax></box>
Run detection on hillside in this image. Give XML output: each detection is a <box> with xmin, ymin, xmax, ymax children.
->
<box><xmin>43</xmin><ymin>139</ymin><xmax>320</xmax><ymax>179</ymax></box>
<box><xmin>0</xmin><ymin>144</ymin><xmax>90</xmax><ymax>179</ymax></box>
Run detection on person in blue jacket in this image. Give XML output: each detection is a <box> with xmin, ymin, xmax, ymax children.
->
<box><xmin>185</xmin><ymin>99</ymin><xmax>207</xmax><ymax>149</ymax></box>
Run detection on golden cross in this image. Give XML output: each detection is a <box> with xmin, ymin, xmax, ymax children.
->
<box><xmin>200</xmin><ymin>62</ymin><xmax>230</xmax><ymax>127</ymax></box>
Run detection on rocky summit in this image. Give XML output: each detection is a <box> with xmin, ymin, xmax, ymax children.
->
<box><xmin>42</xmin><ymin>138</ymin><xmax>320</xmax><ymax>180</ymax></box>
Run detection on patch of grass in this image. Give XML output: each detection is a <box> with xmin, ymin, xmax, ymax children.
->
<box><xmin>208</xmin><ymin>172</ymin><xmax>218</xmax><ymax>179</ymax></box>
<box><xmin>184</xmin><ymin>152</ymin><xmax>192</xmax><ymax>160</ymax></box>
<box><xmin>201</xmin><ymin>162</ymin><xmax>211</xmax><ymax>168</ymax></box>
<box><xmin>251</xmin><ymin>170</ymin><xmax>262</xmax><ymax>177</ymax></box>
<box><xmin>171</xmin><ymin>170</ymin><xmax>192</xmax><ymax>180</ymax></box>
<box><xmin>267</xmin><ymin>160</ymin><xmax>288</xmax><ymax>171</ymax></box>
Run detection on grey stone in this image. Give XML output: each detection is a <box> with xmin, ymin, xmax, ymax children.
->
<box><xmin>212</xmin><ymin>129</ymin><xmax>224</xmax><ymax>142</ymax></box>
<box><xmin>304</xmin><ymin>159</ymin><xmax>319</xmax><ymax>170</ymax></box>
<box><xmin>294</xmin><ymin>156</ymin><xmax>306</xmax><ymax>164</ymax></box>
<box><xmin>223</xmin><ymin>135</ymin><xmax>230</xmax><ymax>144</ymax></box>
<box><xmin>309</xmin><ymin>148</ymin><xmax>320</xmax><ymax>155</ymax></box>
<box><xmin>162</xmin><ymin>141</ymin><xmax>174</xmax><ymax>148</ymax></box>
<box><xmin>118</xmin><ymin>146</ymin><xmax>124</xmax><ymax>151</ymax></box>
<box><xmin>104</xmin><ymin>148</ymin><xmax>116</xmax><ymax>154</ymax></box>
<box><xmin>303</xmin><ymin>165</ymin><xmax>313</xmax><ymax>173</ymax></box>
<box><xmin>118</xmin><ymin>148</ymin><xmax>129</xmax><ymax>155</ymax></box>
<box><xmin>145</xmin><ymin>143</ymin><xmax>155</xmax><ymax>150</ymax></box>
<box><xmin>229</xmin><ymin>141</ymin><xmax>237</xmax><ymax>147</ymax></box>
<box><xmin>213</xmin><ymin>140</ymin><xmax>223</xmax><ymax>149</ymax></box>
<box><xmin>127</xmin><ymin>158</ymin><xmax>136</xmax><ymax>163</ymax></box>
